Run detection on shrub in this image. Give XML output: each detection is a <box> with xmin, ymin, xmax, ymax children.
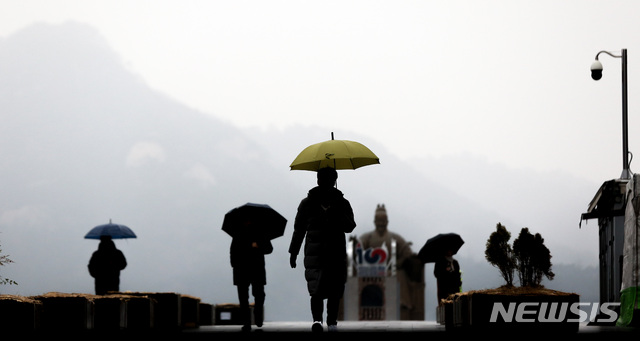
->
<box><xmin>513</xmin><ymin>227</ymin><xmax>554</xmax><ymax>287</ymax></box>
<box><xmin>485</xmin><ymin>224</ymin><xmax>554</xmax><ymax>287</ymax></box>
<box><xmin>485</xmin><ymin>223</ymin><xmax>516</xmax><ymax>286</ymax></box>
<box><xmin>0</xmin><ymin>240</ymin><xmax>17</xmax><ymax>286</ymax></box>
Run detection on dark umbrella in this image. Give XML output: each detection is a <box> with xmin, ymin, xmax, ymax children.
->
<box><xmin>418</xmin><ymin>233</ymin><xmax>464</xmax><ymax>263</ymax></box>
<box><xmin>85</xmin><ymin>220</ymin><xmax>137</xmax><ymax>239</ymax></box>
<box><xmin>222</xmin><ymin>203</ymin><xmax>287</xmax><ymax>240</ymax></box>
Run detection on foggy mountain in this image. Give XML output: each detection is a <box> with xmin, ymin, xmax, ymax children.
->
<box><xmin>0</xmin><ymin>22</ymin><xmax>600</xmax><ymax>321</ymax></box>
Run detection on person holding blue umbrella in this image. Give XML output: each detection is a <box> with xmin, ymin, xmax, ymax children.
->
<box><xmin>223</xmin><ymin>204</ymin><xmax>285</xmax><ymax>331</ymax></box>
<box><xmin>88</xmin><ymin>235</ymin><xmax>127</xmax><ymax>295</ymax></box>
<box><xmin>85</xmin><ymin>220</ymin><xmax>134</xmax><ymax>295</ymax></box>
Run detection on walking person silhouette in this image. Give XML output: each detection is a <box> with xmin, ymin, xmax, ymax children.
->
<box><xmin>289</xmin><ymin>167</ymin><xmax>356</xmax><ymax>332</ymax></box>
<box><xmin>230</xmin><ymin>234</ymin><xmax>273</xmax><ymax>332</ymax></box>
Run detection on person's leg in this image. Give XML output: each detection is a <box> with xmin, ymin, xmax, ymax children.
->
<box><xmin>236</xmin><ymin>285</ymin><xmax>251</xmax><ymax>331</ymax></box>
<box><xmin>310</xmin><ymin>295</ymin><xmax>324</xmax><ymax>332</ymax></box>
<box><xmin>252</xmin><ymin>284</ymin><xmax>265</xmax><ymax>327</ymax></box>
<box><xmin>95</xmin><ymin>280</ymin><xmax>104</xmax><ymax>295</ymax></box>
<box><xmin>326</xmin><ymin>296</ymin><xmax>340</xmax><ymax>327</ymax></box>
<box><xmin>310</xmin><ymin>295</ymin><xmax>324</xmax><ymax>321</ymax></box>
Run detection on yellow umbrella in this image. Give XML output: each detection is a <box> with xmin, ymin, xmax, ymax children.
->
<box><xmin>290</xmin><ymin>133</ymin><xmax>380</xmax><ymax>171</ymax></box>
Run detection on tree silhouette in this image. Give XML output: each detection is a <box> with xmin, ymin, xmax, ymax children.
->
<box><xmin>513</xmin><ymin>228</ymin><xmax>554</xmax><ymax>287</ymax></box>
<box><xmin>485</xmin><ymin>223</ymin><xmax>516</xmax><ymax>286</ymax></box>
<box><xmin>0</xmin><ymin>239</ymin><xmax>17</xmax><ymax>286</ymax></box>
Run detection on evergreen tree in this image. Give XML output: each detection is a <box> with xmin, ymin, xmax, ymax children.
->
<box><xmin>513</xmin><ymin>228</ymin><xmax>554</xmax><ymax>287</ymax></box>
<box><xmin>485</xmin><ymin>223</ymin><xmax>516</xmax><ymax>286</ymax></box>
<box><xmin>532</xmin><ymin>232</ymin><xmax>554</xmax><ymax>285</ymax></box>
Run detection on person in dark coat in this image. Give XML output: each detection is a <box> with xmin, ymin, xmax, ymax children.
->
<box><xmin>434</xmin><ymin>249</ymin><xmax>461</xmax><ymax>305</ymax></box>
<box><xmin>230</xmin><ymin>233</ymin><xmax>273</xmax><ymax>332</ymax></box>
<box><xmin>88</xmin><ymin>236</ymin><xmax>127</xmax><ymax>295</ymax></box>
<box><xmin>289</xmin><ymin>167</ymin><xmax>356</xmax><ymax>332</ymax></box>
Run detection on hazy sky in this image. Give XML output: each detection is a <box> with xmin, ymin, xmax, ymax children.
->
<box><xmin>2</xmin><ymin>2</ymin><xmax>630</xmax><ymax>318</ymax></box>
<box><xmin>2</xmin><ymin>0</ymin><xmax>639</xmax><ymax>184</ymax></box>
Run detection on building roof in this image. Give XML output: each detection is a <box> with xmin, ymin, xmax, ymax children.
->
<box><xmin>580</xmin><ymin>178</ymin><xmax>629</xmax><ymax>223</ymax></box>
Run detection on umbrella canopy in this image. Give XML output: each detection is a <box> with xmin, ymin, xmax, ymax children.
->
<box><xmin>85</xmin><ymin>220</ymin><xmax>137</xmax><ymax>239</ymax></box>
<box><xmin>290</xmin><ymin>133</ymin><xmax>380</xmax><ymax>171</ymax></box>
<box><xmin>418</xmin><ymin>233</ymin><xmax>464</xmax><ymax>263</ymax></box>
<box><xmin>222</xmin><ymin>203</ymin><xmax>287</xmax><ymax>240</ymax></box>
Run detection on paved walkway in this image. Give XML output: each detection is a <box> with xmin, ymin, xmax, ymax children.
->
<box><xmin>191</xmin><ymin>320</ymin><xmax>444</xmax><ymax>333</ymax></box>
<box><xmin>24</xmin><ymin>321</ymin><xmax>637</xmax><ymax>340</ymax></box>
<box><xmin>182</xmin><ymin>320</ymin><xmax>638</xmax><ymax>337</ymax></box>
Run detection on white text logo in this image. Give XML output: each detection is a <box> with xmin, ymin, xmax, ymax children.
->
<box><xmin>489</xmin><ymin>302</ymin><xmax>619</xmax><ymax>323</ymax></box>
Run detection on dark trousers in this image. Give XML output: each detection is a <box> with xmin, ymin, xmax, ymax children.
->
<box><xmin>237</xmin><ymin>284</ymin><xmax>265</xmax><ymax>326</ymax></box>
<box><xmin>311</xmin><ymin>295</ymin><xmax>340</xmax><ymax>325</ymax></box>
<box><xmin>95</xmin><ymin>277</ymin><xmax>119</xmax><ymax>295</ymax></box>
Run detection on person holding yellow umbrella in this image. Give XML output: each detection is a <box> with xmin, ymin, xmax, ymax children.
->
<box><xmin>289</xmin><ymin>167</ymin><xmax>356</xmax><ymax>332</ymax></box>
<box><xmin>288</xmin><ymin>134</ymin><xmax>379</xmax><ymax>332</ymax></box>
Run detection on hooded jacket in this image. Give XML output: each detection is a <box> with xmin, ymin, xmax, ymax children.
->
<box><xmin>230</xmin><ymin>236</ymin><xmax>273</xmax><ymax>286</ymax></box>
<box><xmin>88</xmin><ymin>238</ymin><xmax>127</xmax><ymax>294</ymax></box>
<box><xmin>289</xmin><ymin>185</ymin><xmax>356</xmax><ymax>297</ymax></box>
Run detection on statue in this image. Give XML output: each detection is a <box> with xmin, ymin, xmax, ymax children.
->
<box><xmin>360</xmin><ymin>204</ymin><xmax>413</xmax><ymax>265</ymax></box>
<box><xmin>358</xmin><ymin>204</ymin><xmax>424</xmax><ymax>320</ymax></box>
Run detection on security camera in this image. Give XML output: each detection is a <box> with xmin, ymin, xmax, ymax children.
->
<box><xmin>591</xmin><ymin>60</ymin><xmax>603</xmax><ymax>80</ymax></box>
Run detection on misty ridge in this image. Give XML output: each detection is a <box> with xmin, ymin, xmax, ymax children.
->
<box><xmin>0</xmin><ymin>22</ymin><xmax>600</xmax><ymax>321</ymax></box>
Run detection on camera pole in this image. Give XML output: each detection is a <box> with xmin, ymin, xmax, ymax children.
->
<box><xmin>591</xmin><ymin>49</ymin><xmax>630</xmax><ymax>179</ymax></box>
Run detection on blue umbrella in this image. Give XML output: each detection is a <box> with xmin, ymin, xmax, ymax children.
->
<box><xmin>418</xmin><ymin>233</ymin><xmax>464</xmax><ymax>263</ymax></box>
<box><xmin>222</xmin><ymin>203</ymin><xmax>287</xmax><ymax>240</ymax></box>
<box><xmin>85</xmin><ymin>220</ymin><xmax>137</xmax><ymax>239</ymax></box>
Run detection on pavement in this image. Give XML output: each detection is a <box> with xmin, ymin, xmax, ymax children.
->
<box><xmin>179</xmin><ymin>320</ymin><xmax>639</xmax><ymax>338</ymax></box>
<box><xmin>22</xmin><ymin>320</ymin><xmax>640</xmax><ymax>340</ymax></box>
<box><xmin>190</xmin><ymin>320</ymin><xmax>445</xmax><ymax>333</ymax></box>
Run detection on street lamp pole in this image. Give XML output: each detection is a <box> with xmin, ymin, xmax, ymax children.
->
<box><xmin>591</xmin><ymin>48</ymin><xmax>630</xmax><ymax>179</ymax></box>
